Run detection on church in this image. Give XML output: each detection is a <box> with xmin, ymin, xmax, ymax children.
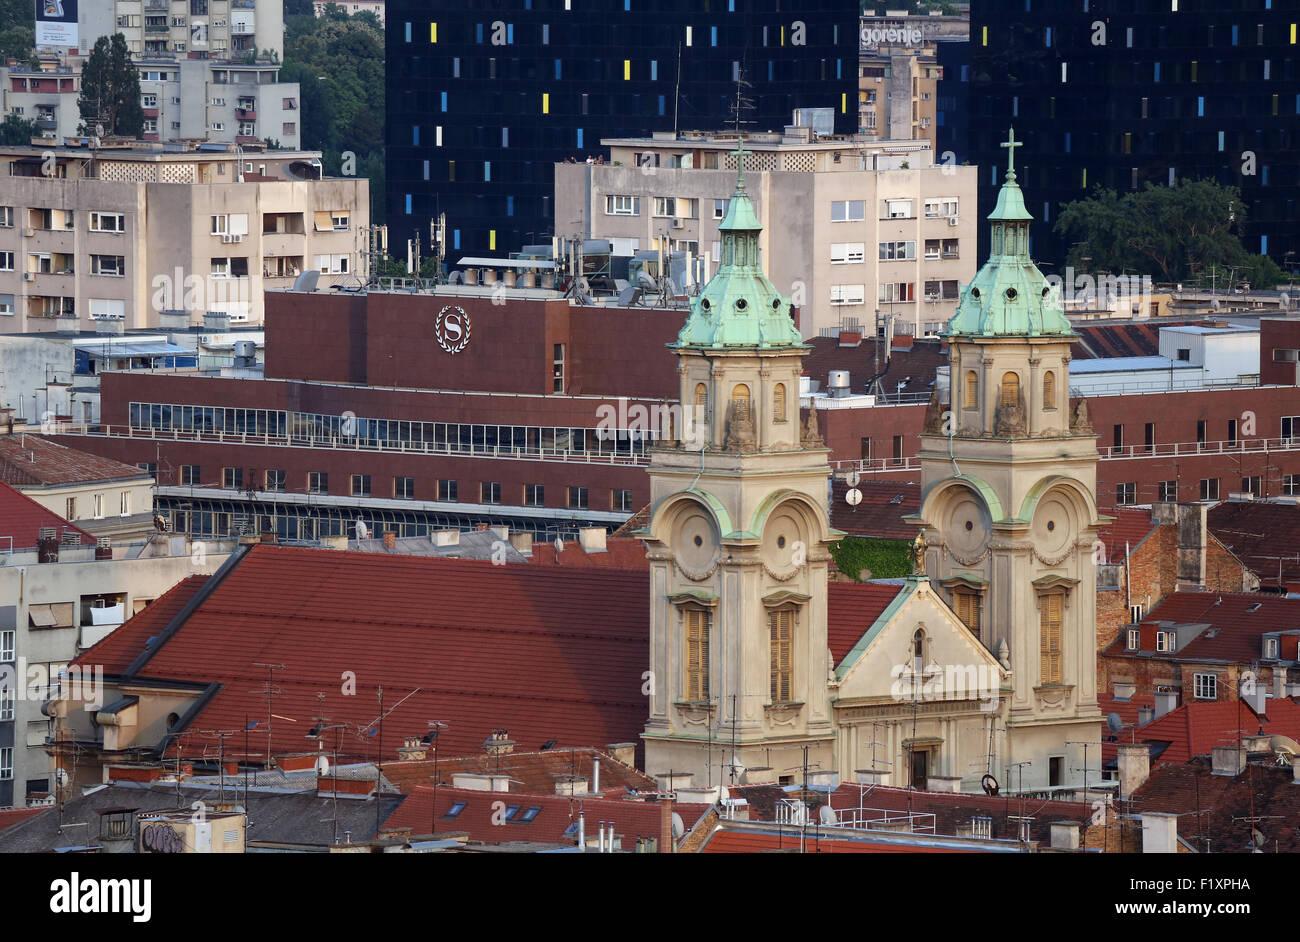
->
<box><xmin>640</xmin><ymin>133</ymin><xmax>1104</xmax><ymax>794</ymax></box>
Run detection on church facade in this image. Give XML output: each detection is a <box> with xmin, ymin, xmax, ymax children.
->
<box><xmin>641</xmin><ymin>136</ymin><xmax>1103</xmax><ymax>794</ymax></box>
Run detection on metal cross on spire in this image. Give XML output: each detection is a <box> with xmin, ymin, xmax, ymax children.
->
<box><xmin>1000</xmin><ymin>127</ymin><xmax>1023</xmax><ymax>176</ymax></box>
<box><xmin>731</xmin><ymin>139</ymin><xmax>751</xmax><ymax>190</ymax></box>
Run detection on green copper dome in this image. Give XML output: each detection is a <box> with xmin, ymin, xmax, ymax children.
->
<box><xmin>946</xmin><ymin>129</ymin><xmax>1074</xmax><ymax>339</ymax></box>
<box><xmin>673</xmin><ymin>146</ymin><xmax>805</xmax><ymax>350</ymax></box>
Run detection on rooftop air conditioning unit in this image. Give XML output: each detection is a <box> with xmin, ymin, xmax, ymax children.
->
<box><xmin>947</xmin><ymin>216</ymin><xmax>959</xmax><ymax>227</ymax></box>
<box><xmin>671</xmin><ymin>217</ymin><xmax>684</xmax><ymax>229</ymax></box>
<box><xmin>22</xmin><ymin>272</ymin><xmax>34</xmax><ymax>281</ymax></box>
<box><xmin>23</xmin><ymin>228</ymin><xmax>34</xmax><ymax>237</ymax></box>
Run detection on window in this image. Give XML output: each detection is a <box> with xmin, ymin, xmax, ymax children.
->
<box><xmin>524</xmin><ymin>484</ymin><xmax>544</xmax><ymax>506</ymax></box>
<box><xmin>830</xmin><ymin>284</ymin><xmax>865</xmax><ymax>305</ymax></box>
<box><xmin>605</xmin><ymin>195</ymin><xmax>639</xmax><ymax>216</ymax></box>
<box><xmin>1227</xmin><ymin>418</ymin><xmax>1239</xmax><ymax>447</ymax></box>
<box><xmin>1049</xmin><ymin>757</ymin><xmax>1063</xmax><ymax>787</ymax></box>
<box><xmin>438</xmin><ymin>479</ymin><xmax>458</xmax><ymax>501</ymax></box>
<box><xmin>1156</xmin><ymin>630</ymin><xmax>1175</xmax><ymax>653</ymax></box>
<box><xmin>1196</xmin><ymin>420</ymin><xmax>1207</xmax><ymax>446</ymax></box>
<box><xmin>1285</xmin><ymin>474</ymin><xmax>1300</xmax><ymax>496</ymax></box>
<box><xmin>120</xmin><ymin>492</ymin><xmax>130</xmax><ymax>517</ymax></box>
<box><xmin>0</xmin><ymin>206</ymin><xmax>11</xmax><ymax>227</ymax></box>
<box><xmin>0</xmin><ymin>629</ymin><xmax>13</xmax><ymax>661</ymax></box>
<box><xmin>394</xmin><ymin>476</ymin><xmax>415</xmax><ymax>499</ymax></box>
<box><xmin>0</xmin><ymin>747</ymin><xmax>11</xmax><ymax>781</ymax></box>
<box><xmin>265</xmin><ymin>469</ymin><xmax>286</xmax><ymax>491</ymax></box>
<box><xmin>1265</xmin><ymin>637</ymin><xmax>1280</xmax><ymax>660</ymax></box>
<box><xmin>694</xmin><ymin>383</ymin><xmax>709</xmax><ymax>423</ymax></box>
<box><xmin>92</xmin><ymin>494</ymin><xmax>103</xmax><ymax>519</ymax></box>
<box><xmin>1039</xmin><ymin>594</ymin><xmax>1063</xmax><ymax>684</ymax></box>
<box><xmin>878</xmin><ymin>282</ymin><xmax>915</xmax><ymax>302</ymax></box>
<box><xmin>1116</xmin><ymin>482</ymin><xmax>1136</xmax><ymax>505</ymax></box>
<box><xmin>1126</xmin><ymin>628</ymin><xmax>1140</xmax><ymax>651</ymax></box>
<box><xmin>90</xmin><ymin>255</ymin><xmax>124</xmax><ymax>276</ymax></box>
<box><xmin>1194</xmin><ymin>673</ymin><xmax>1217</xmax><ymax>699</ymax></box>
<box><xmin>568</xmin><ymin>486</ymin><xmax>588</xmax><ymax>509</ymax></box>
<box><xmin>1282</xmin><ymin>416</ymin><xmax>1300</xmax><ymax>443</ymax></box>
<box><xmin>222</xmin><ymin>467</ymin><xmax>243</xmax><ymax>490</ymax></box>
<box><xmin>0</xmin><ymin>689</ymin><xmax>11</xmax><ymax>721</ymax></box>
<box><xmin>1144</xmin><ymin>422</ymin><xmax>1155</xmax><ymax>453</ymax></box>
<box><xmin>1157</xmin><ymin>480</ymin><xmax>1177</xmax><ymax>501</ymax></box>
<box><xmin>613</xmin><ymin>489</ymin><xmax>632</xmax><ymax>511</ymax></box>
<box><xmin>308</xmin><ymin>471</ymin><xmax>328</xmax><ymax>494</ymax></box>
<box><xmin>351</xmin><ymin>474</ymin><xmax>372</xmax><ymax>497</ymax></box>
<box><xmin>953</xmin><ymin>590</ymin><xmax>980</xmax><ymax>635</ymax></box>
<box><xmin>769</xmin><ymin>609</ymin><xmax>793</xmax><ymax>702</ymax></box>
<box><xmin>652</xmin><ymin>196</ymin><xmax>674</xmax><ymax>218</ymax></box>
<box><xmin>180</xmin><ymin>464</ymin><xmax>201</xmax><ymax>486</ymax></box>
<box><xmin>1000</xmin><ymin>372</ymin><xmax>1020</xmax><ymax>407</ymax></box>
<box><xmin>884</xmin><ymin>198</ymin><xmax>913</xmax><ymax>218</ymax></box>
<box><xmin>773</xmin><ymin>383</ymin><xmax>787</xmax><ymax>423</ymax></box>
<box><xmin>830</xmin><ymin>200</ymin><xmax>866</xmax><ymax>222</ymax></box>
<box><xmin>830</xmin><ymin>242</ymin><xmax>865</xmax><ymax>264</ymax></box>
<box><xmin>685</xmin><ymin>608</ymin><xmax>711</xmax><ymax>701</ymax></box>
<box><xmin>1241</xmin><ymin>476</ymin><xmax>1261</xmax><ymax>496</ymax></box>
<box><xmin>878</xmin><ymin>240</ymin><xmax>916</xmax><ymax>260</ymax></box>
<box><xmin>552</xmin><ymin>344</ymin><xmax>565</xmax><ymax>393</ymax></box>
<box><xmin>0</xmin><ymin>252</ymin><xmax>12</xmax><ymax>271</ymax></box>
<box><xmin>713</xmin><ymin>199</ymin><xmax>729</xmax><ymax>219</ymax></box>
<box><xmin>89</xmin><ymin>212</ymin><xmax>125</xmax><ymax>233</ymax></box>
<box><xmin>1042</xmin><ymin>371</ymin><xmax>1056</xmax><ymax>410</ymax></box>
<box><xmin>1113</xmin><ymin>424</ymin><xmax>1124</xmax><ymax>452</ymax></box>
<box><xmin>964</xmin><ymin>370</ymin><xmax>978</xmax><ymax>410</ymax></box>
<box><xmin>481</xmin><ymin>481</ymin><xmax>501</xmax><ymax>504</ymax></box>
<box><xmin>924</xmin><ymin>198</ymin><xmax>959</xmax><ymax>218</ymax></box>
<box><xmin>1199</xmin><ymin>478</ymin><xmax>1219</xmax><ymax>501</ymax></box>
<box><xmin>443</xmin><ymin>801</ymin><xmax>466</xmax><ymax>819</ymax></box>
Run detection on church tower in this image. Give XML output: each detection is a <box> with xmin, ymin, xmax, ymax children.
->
<box><xmin>912</xmin><ymin>131</ymin><xmax>1104</xmax><ymax>791</ymax></box>
<box><xmin>642</xmin><ymin>147</ymin><xmax>839</xmax><ymax>786</ymax></box>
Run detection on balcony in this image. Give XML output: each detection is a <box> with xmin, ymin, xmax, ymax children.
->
<box><xmin>234</xmin><ymin>107</ymin><xmax>256</xmax><ymax>120</ymax></box>
<box><xmin>145</xmin><ymin>23</ymin><xmax>171</xmax><ymax>34</ymax></box>
<box><xmin>144</xmin><ymin>0</ymin><xmax>168</xmax><ymax>9</ymax></box>
<box><xmin>235</xmin><ymin>134</ymin><xmax>260</xmax><ymax>145</ymax></box>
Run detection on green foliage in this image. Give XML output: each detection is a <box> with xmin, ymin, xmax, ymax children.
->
<box><xmin>0</xmin><ymin>0</ymin><xmax>34</xmax><ymax>62</ymax></box>
<box><xmin>78</xmin><ymin>34</ymin><xmax>143</xmax><ymax>138</ymax></box>
<box><xmin>372</xmin><ymin>253</ymin><xmax>409</xmax><ymax>279</ymax></box>
<box><xmin>829</xmin><ymin>537</ymin><xmax>913</xmax><ymax>582</ymax></box>
<box><xmin>1054</xmin><ymin>179</ymin><xmax>1282</xmax><ymax>288</ymax></box>
<box><xmin>283</xmin><ymin>12</ymin><xmax>385</xmax><ymax>221</ymax></box>
<box><xmin>0</xmin><ymin>113</ymin><xmax>39</xmax><ymax>145</ymax></box>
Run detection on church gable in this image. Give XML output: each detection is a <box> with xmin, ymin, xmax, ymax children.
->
<box><xmin>835</xmin><ymin>579</ymin><xmax>1006</xmax><ymax>704</ymax></box>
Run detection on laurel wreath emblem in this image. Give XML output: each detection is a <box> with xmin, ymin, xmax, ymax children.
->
<box><xmin>435</xmin><ymin>305</ymin><xmax>471</xmax><ymax>354</ymax></box>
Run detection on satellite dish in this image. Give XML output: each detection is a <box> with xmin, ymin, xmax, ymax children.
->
<box><xmin>818</xmin><ymin>805</ymin><xmax>837</xmax><ymax>826</ymax></box>
<box><xmin>844</xmin><ymin>471</ymin><xmax>861</xmax><ymax>488</ymax></box>
<box><xmin>980</xmin><ymin>773</ymin><xmax>999</xmax><ymax>796</ymax></box>
<box><xmin>553</xmin><ymin>535</ymin><xmax>564</xmax><ymax>552</ymax></box>
<box><xmin>55</xmin><ymin>769</ymin><xmax>69</xmax><ymax>787</ymax></box>
<box><xmin>1280</xmin><ymin>292</ymin><xmax>1291</xmax><ymax>311</ymax></box>
<box><xmin>671</xmin><ymin>812</ymin><xmax>685</xmax><ymax>839</ymax></box>
<box><xmin>1210</xmin><ymin>298</ymin><xmax>1221</xmax><ymax>310</ymax></box>
<box><xmin>315</xmin><ymin>755</ymin><xmax>330</xmax><ymax>776</ymax></box>
<box><xmin>1107</xmin><ymin>712</ymin><xmax>1124</xmax><ymax>734</ymax></box>
<box><xmin>355</xmin><ymin>518</ymin><xmax>369</xmax><ymax>541</ymax></box>
<box><xmin>845</xmin><ymin>488</ymin><xmax>863</xmax><ymax>507</ymax></box>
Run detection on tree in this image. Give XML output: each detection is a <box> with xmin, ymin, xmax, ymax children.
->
<box><xmin>77</xmin><ymin>34</ymin><xmax>144</xmax><ymax>138</ymax></box>
<box><xmin>0</xmin><ymin>113</ymin><xmax>40</xmax><ymax>145</ymax></box>
<box><xmin>1054</xmin><ymin>179</ymin><xmax>1282</xmax><ymax>287</ymax></box>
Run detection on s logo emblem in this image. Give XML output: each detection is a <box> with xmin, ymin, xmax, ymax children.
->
<box><xmin>435</xmin><ymin>305</ymin><xmax>471</xmax><ymax>354</ymax></box>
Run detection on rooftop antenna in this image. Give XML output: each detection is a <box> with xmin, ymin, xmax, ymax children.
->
<box><xmin>250</xmin><ymin>662</ymin><xmax>285</xmax><ymax>771</ymax></box>
<box><xmin>672</xmin><ymin>41</ymin><xmax>682</xmax><ymax>138</ymax></box>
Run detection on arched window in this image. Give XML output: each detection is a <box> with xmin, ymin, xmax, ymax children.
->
<box><xmin>963</xmin><ymin>370</ymin><xmax>978</xmax><ymax>410</ymax></box>
<box><xmin>912</xmin><ymin>628</ymin><xmax>925</xmax><ymax>674</ymax></box>
<box><xmin>685</xmin><ymin>607</ymin><xmax>711</xmax><ymax>701</ymax></box>
<box><xmin>731</xmin><ymin>383</ymin><xmax>751</xmax><ymax>421</ymax></box>
<box><xmin>769</xmin><ymin>609</ymin><xmax>793</xmax><ymax>702</ymax></box>
<box><xmin>1042</xmin><ymin>370</ymin><xmax>1056</xmax><ymax>410</ymax></box>
<box><xmin>1040</xmin><ymin>593</ymin><xmax>1063</xmax><ymax>685</ymax></box>
<box><xmin>1000</xmin><ymin>372</ymin><xmax>1020</xmax><ymax>408</ymax></box>
<box><xmin>773</xmin><ymin>383</ymin><xmax>787</xmax><ymax>423</ymax></box>
<box><xmin>694</xmin><ymin>382</ymin><xmax>709</xmax><ymax>421</ymax></box>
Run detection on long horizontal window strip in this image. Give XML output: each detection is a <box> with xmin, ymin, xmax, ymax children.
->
<box><xmin>127</xmin><ymin>402</ymin><xmax>655</xmax><ymax>458</ymax></box>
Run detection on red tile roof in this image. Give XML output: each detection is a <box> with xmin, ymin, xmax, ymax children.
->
<box><xmin>1098</xmin><ymin>692</ymin><xmax>1158</xmax><ymax>764</ymax></box>
<box><xmin>0</xmin><ymin>806</ymin><xmax>47</xmax><ymax>832</ymax></box>
<box><xmin>0</xmin><ymin>481</ymin><xmax>97</xmax><ymax>550</ymax></box>
<box><xmin>1208</xmin><ymin>501</ymin><xmax>1300</xmax><ymax>590</ymax></box>
<box><xmin>0</xmin><ymin>434</ymin><xmax>151</xmax><ymax>486</ymax></box>
<box><xmin>1096</xmin><ymin>507</ymin><xmax>1160</xmax><ymax>563</ymax></box>
<box><xmin>527</xmin><ymin>536</ymin><xmax>649</xmax><ymax>569</ymax></box>
<box><xmin>829</xmin><ymin>480</ymin><xmax>921</xmax><ymax>540</ymax></box>
<box><xmin>76</xmin><ymin>545</ymin><xmax>652</xmax><ymax>764</ymax></box>
<box><xmin>1070</xmin><ymin>321</ymin><xmax>1199</xmax><ymax>360</ymax></box>
<box><xmin>379</xmin><ymin>747</ymin><xmax>656</xmax><ymax>797</ymax></box>
<box><xmin>382</xmin><ymin>785</ymin><xmax>686</xmax><ymax>846</ymax></box>
<box><xmin>1128</xmin><ymin>698</ymin><xmax>1300</xmax><ymax>766</ymax></box>
<box><xmin>827</xmin><ymin>581</ymin><xmax>905</xmax><ymax>664</ymax></box>
<box><xmin>802</xmin><ymin>336</ymin><xmax>944</xmax><ymax>401</ymax></box>
<box><xmin>1100</xmin><ymin>591</ymin><xmax>1300</xmax><ymax>664</ymax></box>
<box><xmin>699</xmin><ymin>827</ymin><xmax>960</xmax><ymax>853</ymax></box>
<box><xmin>78</xmin><ymin>574</ymin><xmax>212</xmax><ymax>675</ymax></box>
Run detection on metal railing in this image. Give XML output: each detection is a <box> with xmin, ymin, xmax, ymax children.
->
<box><xmin>831</xmin><ymin>456</ymin><xmax>921</xmax><ymax>474</ymax></box>
<box><xmin>1103</xmin><ymin>435</ymin><xmax>1300</xmax><ymax>460</ymax></box>
<box><xmin>50</xmin><ymin>422</ymin><xmax>653</xmax><ymax>466</ymax></box>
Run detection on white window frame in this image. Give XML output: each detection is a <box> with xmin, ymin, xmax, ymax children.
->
<box><xmin>0</xmin><ymin>747</ymin><xmax>11</xmax><ymax>781</ymax></box>
<box><xmin>90</xmin><ymin>255</ymin><xmax>125</xmax><ymax>277</ymax></box>
<box><xmin>211</xmin><ymin>214</ymin><xmax>229</xmax><ymax>235</ymax></box>
<box><xmin>924</xmin><ymin>197</ymin><xmax>960</xmax><ymax>218</ymax></box>
<box><xmin>652</xmin><ymin>196</ymin><xmax>674</xmax><ymax>218</ymax></box>
<box><xmin>1156</xmin><ymin>630</ymin><xmax>1175</xmax><ymax>653</ymax></box>
<box><xmin>0</xmin><ymin>628</ymin><xmax>14</xmax><ymax>661</ymax></box>
<box><xmin>1193</xmin><ymin>673</ymin><xmax>1217</xmax><ymax>700</ymax></box>
<box><xmin>1126</xmin><ymin>628</ymin><xmax>1140</xmax><ymax>651</ymax></box>
<box><xmin>604</xmin><ymin>195</ymin><xmax>639</xmax><ymax>216</ymax></box>
<box><xmin>884</xmin><ymin>198</ymin><xmax>913</xmax><ymax>219</ymax></box>
<box><xmin>829</xmin><ymin>284</ymin><xmax>866</xmax><ymax>306</ymax></box>
<box><xmin>89</xmin><ymin>212</ymin><xmax>125</xmax><ymax>233</ymax></box>
<box><xmin>830</xmin><ymin>242</ymin><xmax>865</xmax><ymax>264</ymax></box>
<box><xmin>831</xmin><ymin>200</ymin><xmax>866</xmax><ymax>222</ymax></box>
<box><xmin>1265</xmin><ymin>637</ymin><xmax>1280</xmax><ymax>659</ymax></box>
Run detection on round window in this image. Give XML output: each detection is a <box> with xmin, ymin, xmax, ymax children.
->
<box><xmin>1005</xmin><ymin>287</ymin><xmax>1018</xmax><ymax>301</ymax></box>
<box><xmin>736</xmin><ymin>298</ymin><xmax>748</xmax><ymax>311</ymax></box>
<box><xmin>693</xmin><ymin>535</ymin><xmax>703</xmax><ymax>547</ymax></box>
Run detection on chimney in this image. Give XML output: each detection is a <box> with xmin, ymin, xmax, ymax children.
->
<box><xmin>1243</xmin><ymin>684</ymin><xmax>1267</xmax><ymax>717</ymax></box>
<box><xmin>508</xmin><ymin>531</ymin><xmax>533</xmax><ymax>556</ymax></box>
<box><xmin>382</xmin><ymin>531</ymin><xmax>397</xmax><ymax>550</ymax></box>
<box><xmin>203</xmin><ymin>311</ymin><xmax>230</xmax><ymax>332</ymax></box>
<box><xmin>660</xmin><ymin>796</ymin><xmax>674</xmax><ymax>854</ymax></box>
<box><xmin>95</xmin><ymin>317</ymin><xmax>125</xmax><ymax>336</ymax></box>
<box><xmin>1274</xmin><ymin>667</ymin><xmax>1289</xmax><ymax>700</ymax></box>
<box><xmin>158</xmin><ymin>309</ymin><xmax>190</xmax><ymax>330</ymax></box>
<box><xmin>37</xmin><ymin>527</ymin><xmax>59</xmax><ymax>563</ymax></box>
<box><xmin>1136</xmin><ymin>706</ymin><xmax>1155</xmax><ymax>726</ymax></box>
<box><xmin>1140</xmin><ymin>812</ymin><xmax>1179</xmax><ymax>853</ymax></box>
<box><xmin>1153</xmin><ymin>690</ymin><xmax>1179</xmax><ymax>718</ymax></box>
<box><xmin>1176</xmin><ymin>502</ymin><xmax>1208</xmax><ymax>589</ymax></box>
<box><xmin>1211</xmin><ymin>745</ymin><xmax>1246</xmax><ymax>776</ymax></box>
<box><xmin>592</xmin><ymin>756</ymin><xmax>600</xmax><ymax>794</ymax></box>
<box><xmin>1117</xmin><ymin>742</ymin><xmax>1151</xmax><ymax>799</ymax></box>
<box><xmin>578</xmin><ymin>527</ymin><xmax>607</xmax><ymax>554</ymax></box>
<box><xmin>484</xmin><ymin>728</ymin><xmax>514</xmax><ymax>756</ymax></box>
<box><xmin>1049</xmin><ymin>821</ymin><xmax>1081</xmax><ymax>851</ymax></box>
<box><xmin>1242</xmin><ymin>732</ymin><xmax>1272</xmax><ymax>754</ymax></box>
<box><xmin>555</xmin><ymin>776</ymin><xmax>589</xmax><ymax>796</ymax></box>
<box><xmin>396</xmin><ymin>737</ymin><xmax>426</xmax><ymax>761</ymax></box>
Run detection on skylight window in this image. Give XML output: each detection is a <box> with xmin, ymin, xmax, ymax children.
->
<box><xmin>519</xmin><ymin>806</ymin><xmax>542</xmax><ymax>823</ymax></box>
<box><xmin>443</xmin><ymin>801</ymin><xmax>467</xmax><ymax>819</ymax></box>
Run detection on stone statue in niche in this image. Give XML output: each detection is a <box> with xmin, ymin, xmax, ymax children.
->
<box><xmin>724</xmin><ymin>399</ymin><xmax>756</xmax><ymax>451</ymax></box>
<box><xmin>1070</xmin><ymin>397</ymin><xmax>1094</xmax><ymax>433</ymax></box>
<box><xmin>800</xmin><ymin>404</ymin><xmax>824</xmax><ymax>447</ymax></box>
<box><xmin>922</xmin><ymin>391</ymin><xmax>945</xmax><ymax>434</ymax></box>
<box><xmin>994</xmin><ymin>389</ymin><xmax>1027</xmax><ymax>438</ymax></box>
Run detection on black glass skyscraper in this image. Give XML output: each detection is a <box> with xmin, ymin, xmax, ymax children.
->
<box><xmin>386</xmin><ymin>0</ymin><xmax>858</xmax><ymax>259</ymax></box>
<box><xmin>964</xmin><ymin>0</ymin><xmax>1300</xmax><ymax>271</ymax></box>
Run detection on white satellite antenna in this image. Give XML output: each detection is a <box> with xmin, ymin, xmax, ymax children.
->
<box><xmin>670</xmin><ymin>812</ymin><xmax>685</xmax><ymax>839</ymax></box>
<box><xmin>315</xmin><ymin>755</ymin><xmax>330</xmax><ymax>776</ymax></box>
<box><xmin>818</xmin><ymin>804</ymin><xmax>837</xmax><ymax>826</ymax></box>
<box><xmin>845</xmin><ymin>488</ymin><xmax>863</xmax><ymax>507</ymax></box>
<box><xmin>355</xmin><ymin>518</ymin><xmax>369</xmax><ymax>541</ymax></box>
<box><xmin>845</xmin><ymin>470</ymin><xmax>861</xmax><ymax>488</ymax></box>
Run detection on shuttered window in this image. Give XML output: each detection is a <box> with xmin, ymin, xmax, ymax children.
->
<box><xmin>773</xmin><ymin>383</ymin><xmax>787</xmax><ymax>422</ymax></box>
<box><xmin>769</xmin><ymin>609</ymin><xmax>793</xmax><ymax>702</ymax></box>
<box><xmin>1042</xmin><ymin>370</ymin><xmax>1056</xmax><ymax>410</ymax></box>
<box><xmin>1040</xmin><ymin>594</ymin><xmax>1063</xmax><ymax>684</ymax></box>
<box><xmin>964</xmin><ymin>370</ymin><xmax>978</xmax><ymax>409</ymax></box>
<box><xmin>685</xmin><ymin>609</ymin><xmax>710</xmax><ymax>701</ymax></box>
<box><xmin>1001</xmin><ymin>371</ymin><xmax>1020</xmax><ymax>407</ymax></box>
<box><xmin>954</xmin><ymin>590</ymin><xmax>980</xmax><ymax>635</ymax></box>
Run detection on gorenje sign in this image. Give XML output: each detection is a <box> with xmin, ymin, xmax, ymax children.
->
<box><xmin>860</xmin><ymin>22</ymin><xmax>924</xmax><ymax>49</ymax></box>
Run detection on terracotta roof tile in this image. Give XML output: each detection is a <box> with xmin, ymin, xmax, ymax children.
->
<box><xmin>827</xmin><ymin>581</ymin><xmax>905</xmax><ymax>664</ymax></box>
<box><xmin>1096</xmin><ymin>507</ymin><xmax>1160</xmax><ymax>563</ymax></box>
<box><xmin>0</xmin><ymin>481</ymin><xmax>98</xmax><ymax>550</ymax></box>
<box><xmin>527</xmin><ymin>536</ymin><xmax>649</xmax><ymax>569</ymax></box>
<box><xmin>0</xmin><ymin>435</ymin><xmax>151</xmax><ymax>486</ymax></box>
<box><xmin>1208</xmin><ymin>501</ymin><xmax>1300</xmax><ymax>590</ymax></box>
<box><xmin>1099</xmin><ymin>591</ymin><xmax>1300</xmax><ymax>664</ymax></box>
<box><xmin>1129</xmin><ymin>698</ymin><xmax>1300</xmax><ymax>766</ymax></box>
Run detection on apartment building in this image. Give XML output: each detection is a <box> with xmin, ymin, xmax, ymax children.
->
<box><xmin>314</xmin><ymin>0</ymin><xmax>385</xmax><ymax>24</ymax></box>
<box><xmin>136</xmin><ymin>57</ymin><xmax>300</xmax><ymax>149</ymax></box>
<box><xmin>0</xmin><ymin>481</ymin><xmax>231</xmax><ymax>808</ymax></box>
<box><xmin>0</xmin><ymin>62</ymin><xmax>81</xmax><ymax>144</ymax></box>
<box><xmin>554</xmin><ymin>128</ymin><xmax>977</xmax><ymax>338</ymax></box>
<box><xmin>76</xmin><ymin>0</ymin><xmax>286</xmax><ymax>62</ymax></box>
<box><xmin>0</xmin><ymin>142</ymin><xmax>368</xmax><ymax>332</ymax></box>
<box><xmin>858</xmin><ymin>14</ymin><xmax>967</xmax><ymax>150</ymax></box>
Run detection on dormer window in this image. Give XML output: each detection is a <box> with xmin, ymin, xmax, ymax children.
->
<box><xmin>1155</xmin><ymin>630</ymin><xmax>1175</xmax><ymax>653</ymax></box>
<box><xmin>1265</xmin><ymin>637</ymin><xmax>1280</xmax><ymax>659</ymax></box>
<box><xmin>1126</xmin><ymin>628</ymin><xmax>1140</xmax><ymax>650</ymax></box>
